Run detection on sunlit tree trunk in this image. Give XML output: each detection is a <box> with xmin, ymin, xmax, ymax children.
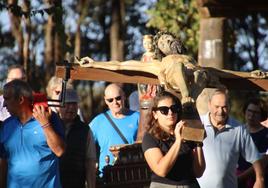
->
<box><xmin>250</xmin><ymin>14</ymin><xmax>260</xmax><ymax>70</ymax></box>
<box><xmin>54</xmin><ymin>0</ymin><xmax>64</xmax><ymax>65</ymax></box>
<box><xmin>74</xmin><ymin>25</ymin><xmax>81</xmax><ymax>58</ymax></box>
<box><xmin>44</xmin><ymin>0</ymin><xmax>65</xmax><ymax>83</ymax></box>
<box><xmin>74</xmin><ymin>0</ymin><xmax>93</xmax><ymax>124</ymax></box>
<box><xmin>110</xmin><ymin>0</ymin><xmax>125</xmax><ymax>61</ymax></box>
<box><xmin>99</xmin><ymin>3</ymin><xmax>110</xmax><ymax>59</ymax></box>
<box><xmin>44</xmin><ymin>0</ymin><xmax>55</xmax><ymax>83</ymax></box>
<box><xmin>22</xmin><ymin>0</ymin><xmax>31</xmax><ymax>81</ymax></box>
<box><xmin>75</xmin><ymin>0</ymin><xmax>90</xmax><ymax>58</ymax></box>
<box><xmin>8</xmin><ymin>0</ymin><xmax>24</xmax><ymax>65</ymax></box>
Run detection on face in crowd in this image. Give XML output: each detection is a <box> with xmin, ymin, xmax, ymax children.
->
<box><xmin>6</xmin><ymin>67</ymin><xmax>26</xmax><ymax>83</ymax></box>
<box><xmin>208</xmin><ymin>91</ymin><xmax>229</xmax><ymax>125</ymax></box>
<box><xmin>51</xmin><ymin>85</ymin><xmax>62</xmax><ymax>100</ymax></box>
<box><xmin>104</xmin><ymin>84</ymin><xmax>125</xmax><ymax>115</ymax></box>
<box><xmin>152</xmin><ymin>92</ymin><xmax>181</xmax><ymax>134</ymax></box>
<box><xmin>60</xmin><ymin>102</ymin><xmax>78</xmax><ymax>123</ymax></box>
<box><xmin>246</xmin><ymin>104</ymin><xmax>261</xmax><ymax>126</ymax></box>
<box><xmin>244</xmin><ymin>99</ymin><xmax>267</xmax><ymax>127</ymax></box>
<box><xmin>58</xmin><ymin>89</ymin><xmax>79</xmax><ymax>123</ymax></box>
<box><xmin>3</xmin><ymin>80</ymin><xmax>32</xmax><ymax>117</ymax></box>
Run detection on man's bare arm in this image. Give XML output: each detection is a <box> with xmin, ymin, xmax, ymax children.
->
<box><xmin>75</xmin><ymin>56</ymin><xmax>161</xmax><ymax>75</ymax></box>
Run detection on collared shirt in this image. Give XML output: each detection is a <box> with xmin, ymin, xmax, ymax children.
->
<box><xmin>197</xmin><ymin>113</ymin><xmax>261</xmax><ymax>188</ymax></box>
<box><xmin>0</xmin><ymin>114</ymin><xmax>64</xmax><ymax>188</ymax></box>
<box><xmin>0</xmin><ymin>95</ymin><xmax>10</xmax><ymax>121</ymax></box>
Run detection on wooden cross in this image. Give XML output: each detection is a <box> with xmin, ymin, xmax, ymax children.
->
<box><xmin>55</xmin><ymin>59</ymin><xmax>268</xmax><ymax>142</ymax></box>
<box><xmin>56</xmin><ymin>63</ymin><xmax>268</xmax><ymax>91</ymax></box>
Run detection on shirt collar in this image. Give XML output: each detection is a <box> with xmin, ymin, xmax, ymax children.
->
<box><xmin>203</xmin><ymin>112</ymin><xmax>232</xmax><ymax>129</ymax></box>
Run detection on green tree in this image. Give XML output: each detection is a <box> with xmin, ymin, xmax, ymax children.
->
<box><xmin>146</xmin><ymin>0</ymin><xmax>199</xmax><ymax>58</ymax></box>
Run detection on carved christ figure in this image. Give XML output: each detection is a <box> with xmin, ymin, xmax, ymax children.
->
<box><xmin>75</xmin><ymin>31</ymin><xmax>216</xmax><ymax>106</ymax></box>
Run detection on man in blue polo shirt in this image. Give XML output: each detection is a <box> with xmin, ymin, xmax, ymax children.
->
<box><xmin>197</xmin><ymin>89</ymin><xmax>264</xmax><ymax>188</ymax></box>
<box><xmin>0</xmin><ymin>79</ymin><xmax>65</xmax><ymax>188</ymax></box>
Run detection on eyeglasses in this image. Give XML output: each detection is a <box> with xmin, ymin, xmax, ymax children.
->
<box><xmin>154</xmin><ymin>104</ymin><xmax>180</xmax><ymax>115</ymax></box>
<box><xmin>106</xmin><ymin>96</ymin><xmax>122</xmax><ymax>103</ymax></box>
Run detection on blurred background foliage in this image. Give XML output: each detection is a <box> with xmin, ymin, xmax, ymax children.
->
<box><xmin>0</xmin><ymin>0</ymin><xmax>267</xmax><ymax>123</ymax></box>
<box><xmin>146</xmin><ymin>0</ymin><xmax>200</xmax><ymax>58</ymax></box>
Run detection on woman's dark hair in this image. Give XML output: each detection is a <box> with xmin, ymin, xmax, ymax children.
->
<box><xmin>146</xmin><ymin>91</ymin><xmax>182</xmax><ymax>140</ymax></box>
<box><xmin>243</xmin><ymin>98</ymin><xmax>267</xmax><ymax>121</ymax></box>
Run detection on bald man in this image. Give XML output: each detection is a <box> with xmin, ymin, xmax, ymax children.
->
<box><xmin>89</xmin><ymin>83</ymin><xmax>139</xmax><ymax>176</ymax></box>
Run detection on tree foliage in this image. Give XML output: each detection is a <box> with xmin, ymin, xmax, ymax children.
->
<box><xmin>146</xmin><ymin>0</ymin><xmax>199</xmax><ymax>58</ymax></box>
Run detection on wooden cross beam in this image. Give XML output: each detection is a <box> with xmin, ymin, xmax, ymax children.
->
<box><xmin>56</xmin><ymin>64</ymin><xmax>268</xmax><ymax>91</ymax></box>
<box><xmin>197</xmin><ymin>0</ymin><xmax>268</xmax><ymax>18</ymax></box>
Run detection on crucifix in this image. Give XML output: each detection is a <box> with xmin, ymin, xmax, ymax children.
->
<box><xmin>56</xmin><ymin>32</ymin><xmax>268</xmax><ymax>142</ymax></box>
<box><xmin>56</xmin><ymin>57</ymin><xmax>268</xmax><ymax>141</ymax></box>
<box><xmin>56</xmin><ymin>52</ymin><xmax>268</xmax><ymax>143</ymax></box>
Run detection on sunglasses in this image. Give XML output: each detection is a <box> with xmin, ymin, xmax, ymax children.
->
<box><xmin>154</xmin><ymin>104</ymin><xmax>180</xmax><ymax>115</ymax></box>
<box><xmin>106</xmin><ymin>96</ymin><xmax>122</xmax><ymax>103</ymax></box>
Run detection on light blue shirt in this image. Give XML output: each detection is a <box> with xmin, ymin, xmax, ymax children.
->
<box><xmin>89</xmin><ymin>110</ymin><xmax>139</xmax><ymax>175</ymax></box>
<box><xmin>197</xmin><ymin>113</ymin><xmax>261</xmax><ymax>188</ymax></box>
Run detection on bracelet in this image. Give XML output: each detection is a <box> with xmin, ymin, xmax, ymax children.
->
<box><xmin>41</xmin><ymin>122</ymin><xmax>50</xmax><ymax>129</ymax></box>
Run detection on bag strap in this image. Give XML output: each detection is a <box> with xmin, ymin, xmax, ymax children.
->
<box><xmin>104</xmin><ymin>112</ymin><xmax>129</xmax><ymax>144</ymax></box>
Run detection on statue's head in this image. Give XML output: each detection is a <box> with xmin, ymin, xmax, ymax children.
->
<box><xmin>154</xmin><ymin>31</ymin><xmax>187</xmax><ymax>60</ymax></box>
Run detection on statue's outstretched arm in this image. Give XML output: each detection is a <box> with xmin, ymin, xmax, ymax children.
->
<box><xmin>250</xmin><ymin>70</ymin><xmax>268</xmax><ymax>79</ymax></box>
<box><xmin>75</xmin><ymin>56</ymin><xmax>161</xmax><ymax>76</ymax></box>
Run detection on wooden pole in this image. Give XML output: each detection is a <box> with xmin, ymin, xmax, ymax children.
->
<box><xmin>198</xmin><ymin>17</ymin><xmax>227</xmax><ymax>69</ymax></box>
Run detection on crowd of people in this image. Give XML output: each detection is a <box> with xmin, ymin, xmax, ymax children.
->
<box><xmin>0</xmin><ymin>65</ymin><xmax>140</xmax><ymax>188</ymax></box>
<box><xmin>0</xmin><ymin>66</ymin><xmax>268</xmax><ymax>187</ymax></box>
<box><xmin>0</xmin><ymin>65</ymin><xmax>267</xmax><ymax>188</ymax></box>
